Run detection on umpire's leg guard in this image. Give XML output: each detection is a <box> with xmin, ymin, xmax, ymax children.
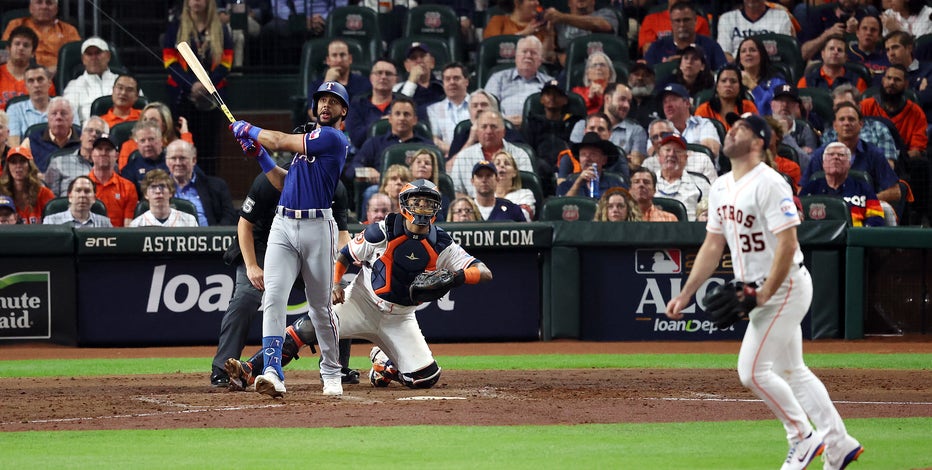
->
<box><xmin>399</xmin><ymin>361</ymin><xmax>442</xmax><ymax>389</ymax></box>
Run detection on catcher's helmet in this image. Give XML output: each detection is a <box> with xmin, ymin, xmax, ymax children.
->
<box><xmin>311</xmin><ymin>81</ymin><xmax>350</xmax><ymax>117</ymax></box>
<box><xmin>399</xmin><ymin>179</ymin><xmax>442</xmax><ymax>226</ymax></box>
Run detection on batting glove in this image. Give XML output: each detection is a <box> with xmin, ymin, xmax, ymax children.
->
<box><xmin>230</xmin><ymin>120</ymin><xmax>262</xmax><ymax>140</ymax></box>
<box><xmin>236</xmin><ymin>137</ymin><xmax>261</xmax><ymax>157</ymax></box>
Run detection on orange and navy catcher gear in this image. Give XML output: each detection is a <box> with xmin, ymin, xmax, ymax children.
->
<box><xmin>311</xmin><ymin>81</ymin><xmax>350</xmax><ymax>118</ymax></box>
<box><xmin>340</xmin><ymin>213</ymin><xmax>455</xmax><ymax>306</ymax></box>
<box><xmin>399</xmin><ymin>179</ymin><xmax>442</xmax><ymax>226</ymax></box>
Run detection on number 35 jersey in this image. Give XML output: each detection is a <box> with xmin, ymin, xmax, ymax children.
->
<box><xmin>707</xmin><ymin>162</ymin><xmax>804</xmax><ymax>284</ymax></box>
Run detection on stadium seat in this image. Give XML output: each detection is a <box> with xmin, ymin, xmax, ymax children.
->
<box><xmin>108</xmin><ymin>121</ymin><xmax>137</xmax><ymax>149</ymax></box>
<box><xmin>379</xmin><ymin>143</ymin><xmax>444</xmax><ymax>174</ymax></box>
<box><xmin>44</xmin><ymin>197</ymin><xmax>108</xmax><ymax>218</ymax></box>
<box><xmin>563</xmin><ymin>34</ymin><xmax>630</xmax><ymax>92</ymax></box>
<box><xmin>651</xmin><ymin>197</ymin><xmax>688</xmax><ymax>222</ymax></box>
<box><xmin>522</xmin><ymin>91</ymin><xmax>587</xmax><ymax>126</ymax></box>
<box><xmin>755</xmin><ymin>33</ymin><xmax>804</xmax><ymax>84</ymax></box>
<box><xmin>326</xmin><ymin>6</ymin><xmax>382</xmax><ymax>66</ymax></box>
<box><xmin>519</xmin><ymin>170</ymin><xmax>544</xmax><ymax>220</ymax></box>
<box><xmin>800</xmin><ymin>195</ymin><xmax>852</xmax><ymax>226</ymax></box>
<box><xmin>915</xmin><ymin>33</ymin><xmax>932</xmax><ymax>62</ymax></box>
<box><xmin>540</xmin><ymin>196</ymin><xmax>598</xmax><ymax>221</ymax></box>
<box><xmin>437</xmin><ymin>172</ymin><xmax>455</xmax><ymax>202</ymax></box>
<box><xmin>89</xmin><ymin>95</ymin><xmax>148</xmax><ymax>117</ymax></box>
<box><xmin>4</xmin><ymin>94</ymin><xmax>29</xmax><ymax>111</ymax></box>
<box><xmin>797</xmin><ymin>87</ymin><xmax>834</xmax><ymax>124</ymax></box>
<box><xmin>55</xmin><ymin>40</ymin><xmax>126</xmax><ymax>93</ymax></box>
<box><xmin>653</xmin><ymin>60</ymin><xmax>679</xmax><ymax>86</ymax></box>
<box><xmin>388</xmin><ymin>36</ymin><xmax>452</xmax><ymax>71</ymax></box>
<box><xmin>403</xmin><ymin>5</ymin><xmax>464</xmax><ymax>62</ymax></box>
<box><xmin>134</xmin><ymin>198</ymin><xmax>198</xmax><ymax>219</ymax></box>
<box><xmin>476</xmin><ymin>35</ymin><xmax>521</xmax><ymax>88</ymax></box>
<box><xmin>366</xmin><ymin>119</ymin><xmax>433</xmax><ymax>142</ymax></box>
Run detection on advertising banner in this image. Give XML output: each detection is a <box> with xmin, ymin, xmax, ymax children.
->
<box><xmin>579</xmin><ymin>247</ymin><xmax>812</xmax><ymax>340</ymax></box>
<box><xmin>0</xmin><ymin>259</ymin><xmax>75</xmax><ymax>343</ymax></box>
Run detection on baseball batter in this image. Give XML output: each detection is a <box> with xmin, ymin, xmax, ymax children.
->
<box><xmin>230</xmin><ymin>81</ymin><xmax>350</xmax><ymax>397</ymax></box>
<box><xmin>666</xmin><ymin>114</ymin><xmax>863</xmax><ymax>470</ymax></box>
<box><xmin>226</xmin><ymin>180</ymin><xmax>492</xmax><ymax>389</ymax></box>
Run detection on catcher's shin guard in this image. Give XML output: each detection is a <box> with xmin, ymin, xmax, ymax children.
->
<box><xmin>399</xmin><ymin>361</ymin><xmax>441</xmax><ymax>389</ymax></box>
<box><xmin>281</xmin><ymin>315</ymin><xmax>319</xmax><ymax>366</ymax></box>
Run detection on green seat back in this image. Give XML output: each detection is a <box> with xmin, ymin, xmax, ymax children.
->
<box><xmin>540</xmin><ymin>196</ymin><xmax>598</xmax><ymax>221</ymax></box>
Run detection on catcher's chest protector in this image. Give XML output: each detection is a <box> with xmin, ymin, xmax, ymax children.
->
<box><xmin>370</xmin><ymin>214</ymin><xmax>452</xmax><ymax>305</ymax></box>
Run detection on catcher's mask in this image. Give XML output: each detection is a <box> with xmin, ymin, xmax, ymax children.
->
<box><xmin>399</xmin><ymin>179</ymin><xmax>442</xmax><ymax>226</ymax></box>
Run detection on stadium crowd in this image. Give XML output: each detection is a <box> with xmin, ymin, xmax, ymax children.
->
<box><xmin>1</xmin><ymin>0</ymin><xmax>931</xmax><ymax>227</ymax></box>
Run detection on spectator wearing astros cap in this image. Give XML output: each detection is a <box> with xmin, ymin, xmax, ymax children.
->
<box><xmin>0</xmin><ymin>145</ymin><xmax>54</xmax><ymax>224</ymax></box>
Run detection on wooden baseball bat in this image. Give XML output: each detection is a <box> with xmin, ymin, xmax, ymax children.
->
<box><xmin>176</xmin><ymin>41</ymin><xmax>236</xmax><ymax>123</ymax></box>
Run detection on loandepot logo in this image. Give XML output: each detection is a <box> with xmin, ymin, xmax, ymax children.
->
<box><xmin>0</xmin><ymin>271</ymin><xmax>51</xmax><ymax>339</ymax></box>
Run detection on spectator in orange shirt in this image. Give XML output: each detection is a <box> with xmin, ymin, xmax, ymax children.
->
<box><xmin>628</xmin><ymin>167</ymin><xmax>678</xmax><ymax>222</ymax></box>
<box><xmin>638</xmin><ymin>0</ymin><xmax>712</xmax><ymax>56</ymax></box>
<box><xmin>798</xmin><ymin>35</ymin><xmax>868</xmax><ymax>93</ymax></box>
<box><xmin>860</xmin><ymin>64</ymin><xmax>928</xmax><ymax>158</ymax></box>
<box><xmin>0</xmin><ymin>145</ymin><xmax>54</xmax><ymax>224</ymax></box>
<box><xmin>118</xmin><ymin>102</ymin><xmax>191</xmax><ymax>171</ymax></box>
<box><xmin>1</xmin><ymin>26</ymin><xmax>41</xmax><ymax>109</ymax></box>
<box><xmin>2</xmin><ymin>0</ymin><xmax>81</xmax><ymax>75</ymax></box>
<box><xmin>483</xmin><ymin>0</ymin><xmax>551</xmax><ymax>47</ymax></box>
<box><xmin>98</xmin><ymin>75</ymin><xmax>142</xmax><ymax>128</ymax></box>
<box><xmin>88</xmin><ymin>133</ymin><xmax>138</xmax><ymax>226</ymax></box>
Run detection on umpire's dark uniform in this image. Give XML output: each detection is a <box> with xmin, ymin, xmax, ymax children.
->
<box><xmin>210</xmin><ymin>168</ymin><xmax>350</xmax><ymax>385</ymax></box>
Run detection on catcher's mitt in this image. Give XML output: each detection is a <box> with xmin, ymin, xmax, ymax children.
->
<box><xmin>702</xmin><ymin>281</ymin><xmax>758</xmax><ymax>329</ymax></box>
<box><xmin>409</xmin><ymin>269</ymin><xmax>457</xmax><ymax>303</ymax></box>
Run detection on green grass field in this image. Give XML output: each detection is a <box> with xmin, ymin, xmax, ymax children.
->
<box><xmin>2</xmin><ymin>353</ymin><xmax>930</xmax><ymax>469</ymax></box>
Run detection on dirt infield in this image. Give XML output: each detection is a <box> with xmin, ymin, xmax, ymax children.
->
<box><xmin>1</xmin><ymin>339</ymin><xmax>930</xmax><ymax>432</ymax></box>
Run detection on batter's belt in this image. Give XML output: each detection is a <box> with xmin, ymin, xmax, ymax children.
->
<box><xmin>276</xmin><ymin>206</ymin><xmax>333</xmax><ymax>219</ymax></box>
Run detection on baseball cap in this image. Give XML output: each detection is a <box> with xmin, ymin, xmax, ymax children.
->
<box><xmin>7</xmin><ymin>145</ymin><xmax>33</xmax><ymax>161</ymax></box>
<box><xmin>658</xmin><ymin>133</ymin><xmax>687</xmax><ymax>150</ymax></box>
<box><xmin>0</xmin><ymin>195</ymin><xmax>15</xmax><ymax>212</ymax></box>
<box><xmin>92</xmin><ymin>133</ymin><xmax>118</xmax><ymax>150</ymax></box>
<box><xmin>660</xmin><ymin>83</ymin><xmax>690</xmax><ymax>100</ymax></box>
<box><xmin>541</xmin><ymin>79</ymin><xmax>566</xmax><ymax>96</ymax></box>
<box><xmin>406</xmin><ymin>42</ymin><xmax>430</xmax><ymax>58</ymax></box>
<box><xmin>773</xmin><ymin>83</ymin><xmax>802</xmax><ymax>104</ymax></box>
<box><xmin>472</xmin><ymin>160</ymin><xmax>498</xmax><ymax>176</ymax></box>
<box><xmin>726</xmin><ymin>112</ymin><xmax>773</xmax><ymax>145</ymax></box>
<box><xmin>629</xmin><ymin>61</ymin><xmax>654</xmax><ymax>76</ymax></box>
<box><xmin>81</xmin><ymin>37</ymin><xmax>109</xmax><ymax>54</ymax></box>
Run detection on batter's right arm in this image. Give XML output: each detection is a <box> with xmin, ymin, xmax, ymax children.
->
<box><xmin>666</xmin><ymin>231</ymin><xmax>727</xmax><ymax>319</ymax></box>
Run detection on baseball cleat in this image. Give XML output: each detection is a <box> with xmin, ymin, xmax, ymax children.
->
<box><xmin>368</xmin><ymin>346</ymin><xmax>398</xmax><ymax>387</ymax></box>
<box><xmin>322</xmin><ymin>376</ymin><xmax>343</xmax><ymax>396</ymax></box>
<box><xmin>341</xmin><ymin>367</ymin><xmax>360</xmax><ymax>384</ymax></box>
<box><xmin>822</xmin><ymin>436</ymin><xmax>863</xmax><ymax>470</ymax></box>
<box><xmin>224</xmin><ymin>358</ymin><xmax>253</xmax><ymax>392</ymax></box>
<box><xmin>781</xmin><ymin>431</ymin><xmax>824</xmax><ymax>470</ymax></box>
<box><xmin>255</xmin><ymin>369</ymin><xmax>286</xmax><ymax>398</ymax></box>
<box><xmin>210</xmin><ymin>371</ymin><xmax>229</xmax><ymax>388</ymax></box>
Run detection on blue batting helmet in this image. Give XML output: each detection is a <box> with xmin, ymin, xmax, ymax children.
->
<box><xmin>311</xmin><ymin>81</ymin><xmax>350</xmax><ymax>117</ymax></box>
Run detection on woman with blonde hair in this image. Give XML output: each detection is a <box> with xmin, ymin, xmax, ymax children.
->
<box><xmin>0</xmin><ymin>110</ymin><xmax>11</xmax><ymax>169</ymax></box>
<box><xmin>446</xmin><ymin>196</ymin><xmax>481</xmax><ymax>222</ymax></box>
<box><xmin>118</xmin><ymin>102</ymin><xmax>193</xmax><ymax>170</ymax></box>
<box><xmin>162</xmin><ymin>0</ymin><xmax>233</xmax><ymax>175</ymax></box>
<box><xmin>594</xmin><ymin>187</ymin><xmax>641</xmax><ymax>222</ymax></box>
<box><xmin>0</xmin><ymin>146</ymin><xmax>54</xmax><ymax>224</ymax></box>
<box><xmin>571</xmin><ymin>52</ymin><xmax>616</xmax><ymax>114</ymax></box>
<box><xmin>492</xmin><ymin>150</ymin><xmax>536</xmax><ymax>220</ymax></box>
<box><xmin>407</xmin><ymin>148</ymin><xmax>450</xmax><ymax>220</ymax></box>
<box><xmin>359</xmin><ymin>164</ymin><xmax>412</xmax><ymax>216</ymax></box>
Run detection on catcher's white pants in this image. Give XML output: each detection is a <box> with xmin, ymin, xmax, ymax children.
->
<box><xmin>337</xmin><ymin>279</ymin><xmax>435</xmax><ymax>374</ymax></box>
<box><xmin>736</xmin><ymin>267</ymin><xmax>851</xmax><ymax>447</ymax></box>
<box><xmin>262</xmin><ymin>215</ymin><xmax>341</xmax><ymax>379</ymax></box>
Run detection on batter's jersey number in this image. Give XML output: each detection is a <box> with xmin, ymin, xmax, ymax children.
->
<box><xmin>739</xmin><ymin>232</ymin><xmax>765</xmax><ymax>252</ymax></box>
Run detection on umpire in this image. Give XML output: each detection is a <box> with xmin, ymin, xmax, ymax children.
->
<box><xmin>210</xmin><ymin>160</ymin><xmax>356</xmax><ymax>387</ymax></box>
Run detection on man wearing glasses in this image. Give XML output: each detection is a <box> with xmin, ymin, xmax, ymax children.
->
<box><xmin>644</xmin><ymin>2</ymin><xmax>727</xmax><ymax>72</ymax></box>
<box><xmin>642</xmin><ymin>119</ymin><xmax>717</xmax><ymax>184</ymax></box>
<box><xmin>45</xmin><ymin>116</ymin><xmax>109</xmax><ymax>196</ymax></box>
<box><xmin>344</xmin><ymin>59</ymin><xmax>399</xmax><ymax>150</ymax></box>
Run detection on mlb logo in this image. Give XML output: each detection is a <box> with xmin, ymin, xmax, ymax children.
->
<box><xmin>346</xmin><ymin>14</ymin><xmax>363</xmax><ymax>30</ymax></box>
<box><xmin>561</xmin><ymin>205</ymin><xmax>579</xmax><ymax>221</ymax></box>
<box><xmin>499</xmin><ymin>43</ymin><xmax>516</xmax><ymax>61</ymax></box>
<box><xmin>586</xmin><ymin>41</ymin><xmax>604</xmax><ymax>55</ymax></box>
<box><xmin>635</xmin><ymin>249</ymin><xmax>682</xmax><ymax>274</ymax></box>
<box><xmin>425</xmin><ymin>12</ymin><xmax>442</xmax><ymax>29</ymax></box>
<box><xmin>763</xmin><ymin>40</ymin><xmax>778</xmax><ymax>59</ymax></box>
<box><xmin>808</xmin><ymin>203</ymin><xmax>827</xmax><ymax>220</ymax></box>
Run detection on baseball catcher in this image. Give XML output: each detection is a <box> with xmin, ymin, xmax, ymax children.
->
<box><xmin>226</xmin><ymin>180</ymin><xmax>492</xmax><ymax>391</ymax></box>
<box><xmin>702</xmin><ymin>280</ymin><xmax>757</xmax><ymax>329</ymax></box>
